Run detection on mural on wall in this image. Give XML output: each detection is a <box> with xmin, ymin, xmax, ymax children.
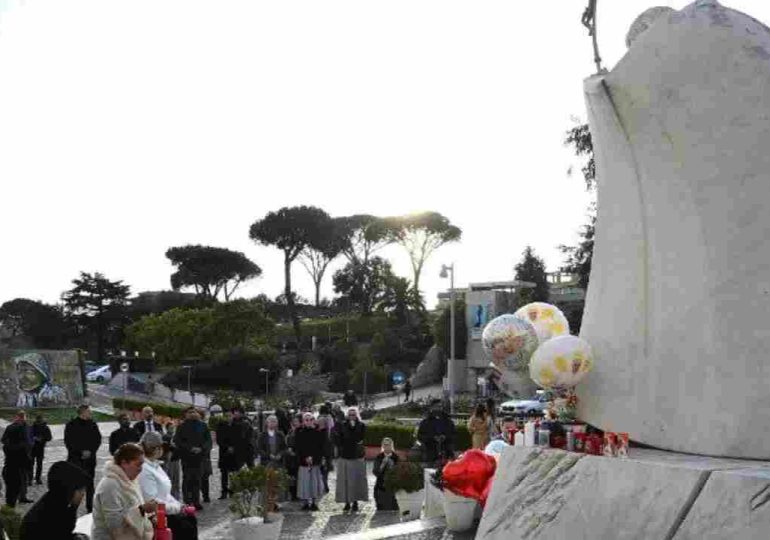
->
<box><xmin>0</xmin><ymin>350</ymin><xmax>84</xmax><ymax>407</ymax></box>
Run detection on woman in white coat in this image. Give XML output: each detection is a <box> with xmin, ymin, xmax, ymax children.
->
<box><xmin>138</xmin><ymin>432</ymin><xmax>198</xmax><ymax>540</ymax></box>
<box><xmin>91</xmin><ymin>443</ymin><xmax>156</xmax><ymax>540</ymax></box>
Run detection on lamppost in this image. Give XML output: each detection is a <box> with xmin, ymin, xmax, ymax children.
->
<box><xmin>440</xmin><ymin>263</ymin><xmax>456</xmax><ymax>413</ymax></box>
<box><xmin>259</xmin><ymin>368</ymin><xmax>269</xmax><ymax>398</ymax></box>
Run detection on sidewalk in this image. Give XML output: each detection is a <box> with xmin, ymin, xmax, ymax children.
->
<box><xmin>369</xmin><ymin>384</ymin><xmax>443</xmax><ymax>411</ymax></box>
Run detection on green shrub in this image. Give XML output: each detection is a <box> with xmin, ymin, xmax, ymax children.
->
<box><xmin>112</xmin><ymin>398</ymin><xmax>188</xmax><ymax>419</ymax></box>
<box><xmin>0</xmin><ymin>505</ymin><xmax>22</xmax><ymax>540</ymax></box>
<box><xmin>364</xmin><ymin>422</ymin><xmax>415</xmax><ymax>450</ymax></box>
<box><xmin>384</xmin><ymin>461</ymin><xmax>424</xmax><ymax>493</ymax></box>
<box><xmin>455</xmin><ymin>422</ymin><xmax>471</xmax><ymax>451</ymax></box>
<box><xmin>365</xmin><ymin>420</ymin><xmax>470</xmax><ymax>452</ymax></box>
<box><xmin>229</xmin><ymin>465</ymin><xmax>288</xmax><ymax>520</ymax></box>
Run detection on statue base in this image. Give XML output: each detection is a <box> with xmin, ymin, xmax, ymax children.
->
<box><xmin>478</xmin><ymin>446</ymin><xmax>770</xmax><ymax>539</ymax></box>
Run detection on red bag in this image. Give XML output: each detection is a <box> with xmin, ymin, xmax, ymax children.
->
<box><xmin>442</xmin><ymin>449</ymin><xmax>497</xmax><ymax>502</ymax></box>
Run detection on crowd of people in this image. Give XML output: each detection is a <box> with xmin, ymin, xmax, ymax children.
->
<box><xmin>8</xmin><ymin>392</ymin><xmax>506</xmax><ymax>540</ymax></box>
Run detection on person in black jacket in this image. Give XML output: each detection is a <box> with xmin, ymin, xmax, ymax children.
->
<box><xmin>373</xmin><ymin>437</ymin><xmax>399</xmax><ymax>511</ymax></box>
<box><xmin>2</xmin><ymin>410</ymin><xmax>34</xmax><ymax>506</ymax></box>
<box><xmin>216</xmin><ymin>408</ymin><xmax>255</xmax><ymax>499</ymax></box>
<box><xmin>294</xmin><ymin>413</ymin><xmax>325</xmax><ymax>511</ymax></box>
<box><xmin>343</xmin><ymin>390</ymin><xmax>358</xmax><ymax>407</ymax></box>
<box><xmin>133</xmin><ymin>406</ymin><xmax>163</xmax><ymax>437</ymax></box>
<box><xmin>63</xmin><ymin>404</ymin><xmax>102</xmax><ymax>512</ymax></box>
<box><xmin>31</xmin><ymin>414</ymin><xmax>52</xmax><ymax>485</ymax></box>
<box><xmin>20</xmin><ymin>460</ymin><xmax>90</xmax><ymax>540</ymax></box>
<box><xmin>417</xmin><ymin>400</ymin><xmax>456</xmax><ymax>465</ymax></box>
<box><xmin>109</xmin><ymin>414</ymin><xmax>140</xmax><ymax>455</ymax></box>
<box><xmin>215</xmin><ymin>411</ymin><xmax>235</xmax><ymax>499</ymax></box>
<box><xmin>333</xmin><ymin>407</ymin><xmax>368</xmax><ymax>512</ymax></box>
<box><xmin>257</xmin><ymin>415</ymin><xmax>287</xmax><ymax>468</ymax></box>
<box><xmin>284</xmin><ymin>414</ymin><xmax>302</xmax><ymax>501</ymax></box>
<box><xmin>173</xmin><ymin>407</ymin><xmax>212</xmax><ymax>510</ymax></box>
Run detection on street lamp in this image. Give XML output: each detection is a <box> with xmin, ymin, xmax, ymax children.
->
<box><xmin>259</xmin><ymin>368</ymin><xmax>269</xmax><ymax>398</ymax></box>
<box><xmin>440</xmin><ymin>263</ymin><xmax>456</xmax><ymax>413</ymax></box>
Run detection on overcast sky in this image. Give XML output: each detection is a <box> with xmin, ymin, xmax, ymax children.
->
<box><xmin>1</xmin><ymin>0</ymin><xmax>767</xmax><ymax>309</ymax></box>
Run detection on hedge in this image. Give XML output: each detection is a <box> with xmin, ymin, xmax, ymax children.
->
<box><xmin>112</xmin><ymin>398</ymin><xmax>189</xmax><ymax>419</ymax></box>
<box><xmin>364</xmin><ymin>421</ymin><xmax>471</xmax><ymax>452</ymax></box>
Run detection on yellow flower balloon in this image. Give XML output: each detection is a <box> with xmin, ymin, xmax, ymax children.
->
<box><xmin>514</xmin><ymin>302</ymin><xmax>571</xmax><ymax>343</ymax></box>
<box><xmin>529</xmin><ymin>335</ymin><xmax>595</xmax><ymax>389</ymax></box>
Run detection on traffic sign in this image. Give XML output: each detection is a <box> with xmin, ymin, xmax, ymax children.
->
<box><xmin>120</xmin><ymin>362</ymin><xmax>129</xmax><ymax>373</ymax></box>
<box><xmin>391</xmin><ymin>371</ymin><xmax>405</xmax><ymax>385</ymax></box>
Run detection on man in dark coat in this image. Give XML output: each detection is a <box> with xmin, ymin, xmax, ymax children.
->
<box><xmin>215</xmin><ymin>411</ymin><xmax>235</xmax><ymax>499</ymax></box>
<box><xmin>417</xmin><ymin>400</ymin><xmax>456</xmax><ymax>464</ymax></box>
<box><xmin>133</xmin><ymin>405</ymin><xmax>163</xmax><ymax>437</ymax></box>
<box><xmin>343</xmin><ymin>390</ymin><xmax>358</xmax><ymax>407</ymax></box>
<box><xmin>31</xmin><ymin>414</ymin><xmax>52</xmax><ymax>485</ymax></box>
<box><xmin>20</xmin><ymin>460</ymin><xmax>91</xmax><ymax>540</ymax></box>
<box><xmin>2</xmin><ymin>410</ymin><xmax>34</xmax><ymax>506</ymax></box>
<box><xmin>109</xmin><ymin>414</ymin><xmax>140</xmax><ymax>455</ymax></box>
<box><xmin>173</xmin><ymin>407</ymin><xmax>212</xmax><ymax>510</ymax></box>
<box><xmin>230</xmin><ymin>408</ymin><xmax>254</xmax><ymax>470</ymax></box>
<box><xmin>63</xmin><ymin>404</ymin><xmax>102</xmax><ymax>512</ymax></box>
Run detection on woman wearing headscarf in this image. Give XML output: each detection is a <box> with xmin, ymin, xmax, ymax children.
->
<box><xmin>333</xmin><ymin>407</ymin><xmax>368</xmax><ymax>512</ymax></box>
<box><xmin>372</xmin><ymin>438</ymin><xmax>399</xmax><ymax>511</ymax></box>
<box><xmin>138</xmin><ymin>432</ymin><xmax>198</xmax><ymax>540</ymax></box>
<box><xmin>91</xmin><ymin>443</ymin><xmax>156</xmax><ymax>540</ymax></box>
<box><xmin>294</xmin><ymin>413</ymin><xmax>325</xmax><ymax>511</ymax></box>
<box><xmin>20</xmin><ymin>460</ymin><xmax>91</xmax><ymax>540</ymax></box>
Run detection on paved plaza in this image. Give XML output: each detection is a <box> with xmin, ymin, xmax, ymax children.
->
<box><xmin>14</xmin><ymin>425</ymin><xmax>471</xmax><ymax>539</ymax></box>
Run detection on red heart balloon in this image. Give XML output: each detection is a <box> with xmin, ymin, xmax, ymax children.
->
<box><xmin>480</xmin><ymin>476</ymin><xmax>494</xmax><ymax>508</ymax></box>
<box><xmin>442</xmin><ymin>449</ymin><xmax>497</xmax><ymax>502</ymax></box>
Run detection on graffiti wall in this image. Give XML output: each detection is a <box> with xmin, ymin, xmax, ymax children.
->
<box><xmin>0</xmin><ymin>349</ymin><xmax>84</xmax><ymax>407</ymax></box>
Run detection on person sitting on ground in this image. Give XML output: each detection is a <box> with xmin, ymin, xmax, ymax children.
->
<box><xmin>91</xmin><ymin>443</ymin><xmax>156</xmax><ymax>540</ymax></box>
<box><xmin>20</xmin><ymin>460</ymin><xmax>91</xmax><ymax>540</ymax></box>
<box><xmin>138</xmin><ymin>432</ymin><xmax>198</xmax><ymax>540</ymax></box>
<box><xmin>372</xmin><ymin>437</ymin><xmax>399</xmax><ymax>511</ymax></box>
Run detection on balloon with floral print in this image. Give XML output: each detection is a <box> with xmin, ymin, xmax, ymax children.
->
<box><xmin>481</xmin><ymin>315</ymin><xmax>539</xmax><ymax>376</ymax></box>
<box><xmin>529</xmin><ymin>334</ymin><xmax>594</xmax><ymax>390</ymax></box>
<box><xmin>514</xmin><ymin>302</ymin><xmax>570</xmax><ymax>343</ymax></box>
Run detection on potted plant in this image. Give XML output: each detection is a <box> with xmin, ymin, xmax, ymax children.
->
<box><xmin>384</xmin><ymin>461</ymin><xmax>425</xmax><ymax>521</ymax></box>
<box><xmin>229</xmin><ymin>465</ymin><xmax>288</xmax><ymax>540</ymax></box>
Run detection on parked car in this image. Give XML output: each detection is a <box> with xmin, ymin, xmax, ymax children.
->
<box><xmin>86</xmin><ymin>365</ymin><xmax>113</xmax><ymax>383</ymax></box>
<box><xmin>84</xmin><ymin>361</ymin><xmax>99</xmax><ymax>374</ymax></box>
<box><xmin>498</xmin><ymin>392</ymin><xmax>549</xmax><ymax>417</ymax></box>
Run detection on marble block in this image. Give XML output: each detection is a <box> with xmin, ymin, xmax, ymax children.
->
<box><xmin>578</xmin><ymin>0</ymin><xmax>770</xmax><ymax>458</ymax></box>
<box><xmin>477</xmin><ymin>447</ymin><xmax>770</xmax><ymax>540</ymax></box>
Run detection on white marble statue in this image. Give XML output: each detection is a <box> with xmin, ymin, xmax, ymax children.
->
<box><xmin>578</xmin><ymin>0</ymin><xmax>770</xmax><ymax>458</ymax></box>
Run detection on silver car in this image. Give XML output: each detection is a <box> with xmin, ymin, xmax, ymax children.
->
<box><xmin>498</xmin><ymin>392</ymin><xmax>549</xmax><ymax>416</ymax></box>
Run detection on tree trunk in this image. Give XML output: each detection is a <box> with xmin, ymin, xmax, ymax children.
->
<box><xmin>285</xmin><ymin>254</ymin><xmax>302</xmax><ymax>344</ymax></box>
<box><xmin>314</xmin><ymin>278</ymin><xmax>321</xmax><ymax>308</ymax></box>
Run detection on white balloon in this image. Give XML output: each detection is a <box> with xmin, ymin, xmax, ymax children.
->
<box><xmin>529</xmin><ymin>335</ymin><xmax>594</xmax><ymax>390</ymax></box>
<box><xmin>514</xmin><ymin>302</ymin><xmax>570</xmax><ymax>343</ymax></box>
